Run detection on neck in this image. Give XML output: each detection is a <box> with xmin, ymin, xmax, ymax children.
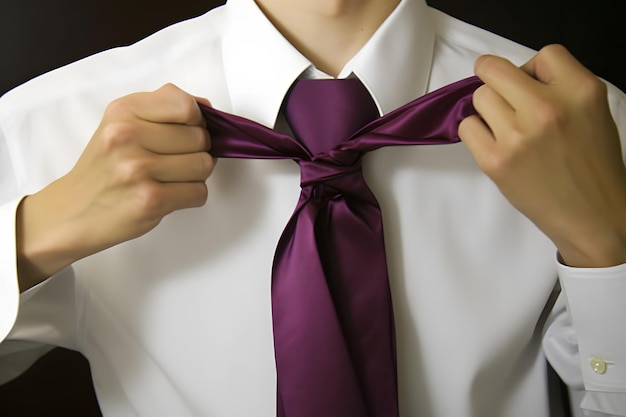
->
<box><xmin>255</xmin><ymin>0</ymin><xmax>400</xmax><ymax>77</ymax></box>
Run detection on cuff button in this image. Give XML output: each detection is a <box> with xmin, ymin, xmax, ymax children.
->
<box><xmin>589</xmin><ymin>356</ymin><xmax>608</xmax><ymax>375</ymax></box>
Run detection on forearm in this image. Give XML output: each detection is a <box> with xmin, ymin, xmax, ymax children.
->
<box><xmin>15</xmin><ymin>184</ymin><xmax>86</xmax><ymax>291</ymax></box>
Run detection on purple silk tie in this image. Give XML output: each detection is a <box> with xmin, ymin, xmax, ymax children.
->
<box><xmin>199</xmin><ymin>76</ymin><xmax>482</xmax><ymax>417</ymax></box>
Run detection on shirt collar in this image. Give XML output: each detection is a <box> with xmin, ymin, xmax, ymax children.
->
<box><xmin>222</xmin><ymin>0</ymin><xmax>435</xmax><ymax>127</ymax></box>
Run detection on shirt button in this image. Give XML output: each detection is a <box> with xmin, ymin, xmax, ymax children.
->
<box><xmin>589</xmin><ymin>356</ymin><xmax>608</xmax><ymax>375</ymax></box>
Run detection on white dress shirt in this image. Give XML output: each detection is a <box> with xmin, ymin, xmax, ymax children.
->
<box><xmin>1</xmin><ymin>0</ymin><xmax>625</xmax><ymax>416</ymax></box>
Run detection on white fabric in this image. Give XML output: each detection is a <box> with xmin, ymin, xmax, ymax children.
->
<box><xmin>0</xmin><ymin>0</ymin><xmax>625</xmax><ymax>416</ymax></box>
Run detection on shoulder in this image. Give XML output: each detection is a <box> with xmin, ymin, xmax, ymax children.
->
<box><xmin>428</xmin><ymin>7</ymin><xmax>626</xmax><ymax>147</ymax></box>
<box><xmin>429</xmin><ymin>6</ymin><xmax>536</xmax><ymax>66</ymax></box>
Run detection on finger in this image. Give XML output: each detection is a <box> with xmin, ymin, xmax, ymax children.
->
<box><xmin>102</xmin><ymin>119</ymin><xmax>211</xmax><ymax>155</ymax></box>
<box><xmin>458</xmin><ymin>115</ymin><xmax>497</xmax><ymax>169</ymax></box>
<box><xmin>194</xmin><ymin>96</ymin><xmax>212</xmax><ymax>108</ymax></box>
<box><xmin>149</xmin><ymin>152</ymin><xmax>215</xmax><ymax>183</ymax></box>
<box><xmin>521</xmin><ymin>44</ymin><xmax>593</xmax><ymax>86</ymax></box>
<box><xmin>139</xmin><ymin>122</ymin><xmax>211</xmax><ymax>154</ymax></box>
<box><xmin>471</xmin><ymin>84</ymin><xmax>515</xmax><ymax>139</ymax></box>
<box><xmin>112</xmin><ymin>84</ymin><xmax>207</xmax><ymax>126</ymax></box>
<box><xmin>156</xmin><ymin>181</ymin><xmax>210</xmax><ymax>214</ymax></box>
<box><xmin>474</xmin><ymin>54</ymin><xmax>541</xmax><ymax>110</ymax></box>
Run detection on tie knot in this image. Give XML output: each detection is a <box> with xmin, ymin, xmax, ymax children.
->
<box><xmin>298</xmin><ymin>159</ymin><xmax>376</xmax><ymax>212</ymax></box>
<box><xmin>284</xmin><ymin>78</ymin><xmax>380</xmax><ymax>156</ymax></box>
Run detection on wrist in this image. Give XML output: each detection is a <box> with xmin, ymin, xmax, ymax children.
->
<box><xmin>556</xmin><ymin>228</ymin><xmax>626</xmax><ymax>268</ymax></box>
<box><xmin>15</xmin><ymin>180</ymin><xmax>90</xmax><ymax>290</ymax></box>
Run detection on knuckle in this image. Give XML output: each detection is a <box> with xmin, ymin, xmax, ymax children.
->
<box><xmin>471</xmin><ymin>85</ymin><xmax>496</xmax><ymax>114</ymax></box>
<box><xmin>133</xmin><ymin>182</ymin><xmax>165</xmax><ymax>216</ymax></box>
<box><xmin>471</xmin><ymin>85</ymin><xmax>489</xmax><ymax>106</ymax></box>
<box><xmin>158</xmin><ymin>83</ymin><xmax>180</xmax><ymax>94</ymax></box>
<box><xmin>104</xmin><ymin>96</ymin><xmax>133</xmax><ymax>119</ymax></box>
<box><xmin>479</xmin><ymin>133</ymin><xmax>527</xmax><ymax>178</ymax></box>
<box><xmin>198</xmin><ymin>152</ymin><xmax>215</xmax><ymax>177</ymax></box>
<box><xmin>530</xmin><ymin>98</ymin><xmax>567</xmax><ymax>132</ymax></box>
<box><xmin>457</xmin><ymin>117</ymin><xmax>471</xmax><ymax>138</ymax></box>
<box><xmin>507</xmin><ymin>127</ymin><xmax>528</xmax><ymax>145</ymax></box>
<box><xmin>479</xmin><ymin>157</ymin><xmax>498</xmax><ymax>177</ymax></box>
<box><xmin>191</xmin><ymin>183</ymin><xmax>209</xmax><ymax>207</ymax></box>
<box><xmin>187</xmin><ymin>126</ymin><xmax>207</xmax><ymax>151</ymax></box>
<box><xmin>577</xmin><ymin>75</ymin><xmax>607</xmax><ymax>104</ymax></box>
<box><xmin>480</xmin><ymin>151</ymin><xmax>509</xmax><ymax>178</ymax></box>
<box><xmin>114</xmin><ymin>158</ymin><xmax>151</xmax><ymax>184</ymax></box>
<box><xmin>195</xmin><ymin>126</ymin><xmax>211</xmax><ymax>150</ymax></box>
<box><xmin>159</xmin><ymin>83</ymin><xmax>198</xmax><ymax>122</ymax></box>
<box><xmin>539</xmin><ymin>43</ymin><xmax>566</xmax><ymax>57</ymax></box>
<box><xmin>155</xmin><ymin>83</ymin><xmax>184</xmax><ymax>102</ymax></box>
<box><xmin>99</xmin><ymin>121</ymin><xmax>138</xmax><ymax>152</ymax></box>
<box><xmin>178</xmin><ymin>96</ymin><xmax>200</xmax><ymax>121</ymax></box>
<box><xmin>457</xmin><ymin>115</ymin><xmax>481</xmax><ymax>140</ymax></box>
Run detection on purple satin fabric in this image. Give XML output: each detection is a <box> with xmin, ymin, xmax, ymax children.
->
<box><xmin>199</xmin><ymin>75</ymin><xmax>483</xmax><ymax>417</ymax></box>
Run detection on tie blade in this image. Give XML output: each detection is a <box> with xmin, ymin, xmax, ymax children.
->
<box><xmin>273</xmin><ymin>183</ymin><xmax>399</xmax><ymax>417</ymax></box>
<box><xmin>272</xmin><ymin>200</ymin><xmax>370</xmax><ymax>417</ymax></box>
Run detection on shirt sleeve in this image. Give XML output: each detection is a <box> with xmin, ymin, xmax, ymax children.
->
<box><xmin>0</xmin><ymin>99</ymin><xmax>79</xmax><ymax>383</ymax></box>
<box><xmin>0</xmin><ymin>124</ymin><xmax>54</xmax><ymax>383</ymax></box>
<box><xmin>0</xmin><ymin>108</ymin><xmax>22</xmax><ymax>340</ymax></box>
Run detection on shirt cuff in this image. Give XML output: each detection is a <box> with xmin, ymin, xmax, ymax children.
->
<box><xmin>0</xmin><ymin>197</ymin><xmax>23</xmax><ymax>342</ymax></box>
<box><xmin>580</xmin><ymin>391</ymin><xmax>626</xmax><ymax>416</ymax></box>
<box><xmin>558</xmin><ymin>261</ymin><xmax>626</xmax><ymax>393</ymax></box>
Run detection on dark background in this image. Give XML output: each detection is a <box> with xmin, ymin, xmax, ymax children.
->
<box><xmin>1</xmin><ymin>0</ymin><xmax>624</xmax><ymax>96</ymax></box>
<box><xmin>0</xmin><ymin>1</ymin><xmax>622</xmax><ymax>415</ymax></box>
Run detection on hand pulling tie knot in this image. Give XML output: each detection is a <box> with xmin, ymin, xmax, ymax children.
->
<box><xmin>199</xmin><ymin>75</ymin><xmax>483</xmax><ymax>417</ymax></box>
